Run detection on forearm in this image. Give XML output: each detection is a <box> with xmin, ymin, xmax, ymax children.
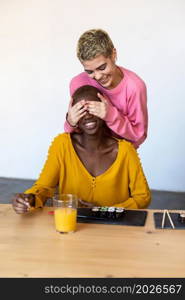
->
<box><xmin>104</xmin><ymin>104</ymin><xmax>147</xmax><ymax>146</ymax></box>
<box><xmin>116</xmin><ymin>143</ymin><xmax>151</xmax><ymax>209</ymax></box>
<box><xmin>114</xmin><ymin>197</ymin><xmax>138</xmax><ymax>209</ymax></box>
<box><xmin>114</xmin><ymin>192</ymin><xmax>151</xmax><ymax>209</ymax></box>
<box><xmin>24</xmin><ymin>184</ymin><xmax>55</xmax><ymax>208</ymax></box>
<box><xmin>64</xmin><ymin>119</ymin><xmax>75</xmax><ymax>133</ymax></box>
<box><xmin>24</xmin><ymin>136</ymin><xmax>61</xmax><ymax>209</ymax></box>
<box><xmin>104</xmin><ymin>82</ymin><xmax>148</xmax><ymax>146</ymax></box>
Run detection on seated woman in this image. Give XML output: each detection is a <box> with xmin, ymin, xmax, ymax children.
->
<box><xmin>12</xmin><ymin>85</ymin><xmax>151</xmax><ymax>214</ymax></box>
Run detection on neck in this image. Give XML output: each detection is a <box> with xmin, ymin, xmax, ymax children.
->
<box><xmin>80</xmin><ymin>128</ymin><xmax>108</xmax><ymax>151</ymax></box>
<box><xmin>109</xmin><ymin>66</ymin><xmax>123</xmax><ymax>89</ymax></box>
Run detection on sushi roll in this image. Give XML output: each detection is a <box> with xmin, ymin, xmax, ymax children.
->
<box><xmin>91</xmin><ymin>206</ymin><xmax>101</xmax><ymax>217</ymax></box>
<box><xmin>115</xmin><ymin>207</ymin><xmax>125</xmax><ymax>219</ymax></box>
<box><xmin>107</xmin><ymin>207</ymin><xmax>116</xmax><ymax>219</ymax></box>
<box><xmin>99</xmin><ymin>206</ymin><xmax>108</xmax><ymax>217</ymax></box>
<box><xmin>179</xmin><ymin>213</ymin><xmax>185</xmax><ymax>224</ymax></box>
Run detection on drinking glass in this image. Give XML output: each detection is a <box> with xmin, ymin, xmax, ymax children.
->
<box><xmin>53</xmin><ymin>194</ymin><xmax>78</xmax><ymax>233</ymax></box>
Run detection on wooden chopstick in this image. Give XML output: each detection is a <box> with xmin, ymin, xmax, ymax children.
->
<box><xmin>161</xmin><ymin>209</ymin><xmax>175</xmax><ymax>229</ymax></box>
<box><xmin>166</xmin><ymin>210</ymin><xmax>175</xmax><ymax>229</ymax></box>
<box><xmin>161</xmin><ymin>210</ymin><xmax>166</xmax><ymax>228</ymax></box>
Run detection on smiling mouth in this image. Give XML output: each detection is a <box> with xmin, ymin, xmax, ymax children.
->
<box><xmin>98</xmin><ymin>77</ymin><xmax>109</xmax><ymax>85</ymax></box>
<box><xmin>84</xmin><ymin>121</ymin><xmax>97</xmax><ymax>129</ymax></box>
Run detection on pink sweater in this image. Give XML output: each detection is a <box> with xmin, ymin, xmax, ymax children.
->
<box><xmin>64</xmin><ymin>67</ymin><xmax>148</xmax><ymax>148</ymax></box>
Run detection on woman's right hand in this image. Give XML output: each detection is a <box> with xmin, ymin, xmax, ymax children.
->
<box><xmin>12</xmin><ymin>193</ymin><xmax>35</xmax><ymax>214</ymax></box>
<box><xmin>67</xmin><ymin>99</ymin><xmax>87</xmax><ymax>127</ymax></box>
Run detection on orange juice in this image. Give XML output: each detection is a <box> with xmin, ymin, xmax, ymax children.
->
<box><xmin>54</xmin><ymin>207</ymin><xmax>77</xmax><ymax>233</ymax></box>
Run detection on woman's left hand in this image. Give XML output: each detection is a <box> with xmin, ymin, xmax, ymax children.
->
<box><xmin>86</xmin><ymin>93</ymin><xmax>108</xmax><ymax>119</ymax></box>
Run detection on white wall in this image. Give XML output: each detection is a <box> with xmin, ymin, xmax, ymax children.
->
<box><xmin>0</xmin><ymin>0</ymin><xmax>185</xmax><ymax>191</ymax></box>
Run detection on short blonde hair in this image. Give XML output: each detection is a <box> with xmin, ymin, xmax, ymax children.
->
<box><xmin>77</xmin><ymin>29</ymin><xmax>114</xmax><ymax>62</ymax></box>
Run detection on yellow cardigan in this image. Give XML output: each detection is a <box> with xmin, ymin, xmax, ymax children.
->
<box><xmin>25</xmin><ymin>133</ymin><xmax>151</xmax><ymax>209</ymax></box>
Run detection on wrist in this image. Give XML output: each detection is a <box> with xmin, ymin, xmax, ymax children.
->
<box><xmin>27</xmin><ymin>194</ymin><xmax>36</xmax><ymax>207</ymax></box>
<box><xmin>66</xmin><ymin>113</ymin><xmax>78</xmax><ymax>128</ymax></box>
<box><xmin>104</xmin><ymin>103</ymin><xmax>116</xmax><ymax>122</ymax></box>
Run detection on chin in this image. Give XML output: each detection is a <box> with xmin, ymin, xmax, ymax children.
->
<box><xmin>85</xmin><ymin>129</ymin><xmax>98</xmax><ymax>135</ymax></box>
<box><xmin>83</xmin><ymin>126</ymin><xmax>100</xmax><ymax>135</ymax></box>
<box><xmin>101</xmin><ymin>79</ymin><xmax>112</xmax><ymax>89</ymax></box>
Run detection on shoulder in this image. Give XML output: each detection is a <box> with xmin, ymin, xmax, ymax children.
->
<box><xmin>118</xmin><ymin>139</ymin><xmax>139</xmax><ymax>159</ymax></box>
<box><xmin>118</xmin><ymin>140</ymin><xmax>143</xmax><ymax>170</ymax></box>
<box><xmin>70</xmin><ymin>72</ymin><xmax>88</xmax><ymax>84</ymax></box>
<box><xmin>70</xmin><ymin>72</ymin><xmax>93</xmax><ymax>95</ymax></box>
<box><xmin>120</xmin><ymin>67</ymin><xmax>147</xmax><ymax>92</ymax></box>
<box><xmin>49</xmin><ymin>133</ymin><xmax>70</xmax><ymax>149</ymax></box>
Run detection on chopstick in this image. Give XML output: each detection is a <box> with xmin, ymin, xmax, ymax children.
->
<box><xmin>166</xmin><ymin>210</ymin><xmax>175</xmax><ymax>229</ymax></box>
<box><xmin>161</xmin><ymin>209</ymin><xmax>166</xmax><ymax>228</ymax></box>
<box><xmin>161</xmin><ymin>209</ymin><xmax>175</xmax><ymax>229</ymax></box>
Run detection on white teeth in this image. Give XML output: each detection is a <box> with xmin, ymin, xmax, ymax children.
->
<box><xmin>85</xmin><ymin>122</ymin><xmax>96</xmax><ymax>128</ymax></box>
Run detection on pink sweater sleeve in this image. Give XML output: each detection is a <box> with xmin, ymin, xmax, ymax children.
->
<box><xmin>64</xmin><ymin>79</ymin><xmax>81</xmax><ymax>133</ymax></box>
<box><xmin>64</xmin><ymin>118</ymin><xmax>74</xmax><ymax>133</ymax></box>
<box><xmin>64</xmin><ymin>106</ymin><xmax>74</xmax><ymax>133</ymax></box>
<box><xmin>104</xmin><ymin>82</ymin><xmax>148</xmax><ymax>148</ymax></box>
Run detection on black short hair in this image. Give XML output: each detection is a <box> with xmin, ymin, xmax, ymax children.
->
<box><xmin>72</xmin><ymin>85</ymin><xmax>102</xmax><ymax>105</ymax></box>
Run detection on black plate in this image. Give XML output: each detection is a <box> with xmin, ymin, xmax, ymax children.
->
<box><xmin>154</xmin><ymin>212</ymin><xmax>185</xmax><ymax>229</ymax></box>
<box><xmin>77</xmin><ymin>208</ymin><xmax>147</xmax><ymax>226</ymax></box>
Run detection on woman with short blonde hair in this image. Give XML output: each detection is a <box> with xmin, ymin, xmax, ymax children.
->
<box><xmin>65</xmin><ymin>28</ymin><xmax>148</xmax><ymax>149</ymax></box>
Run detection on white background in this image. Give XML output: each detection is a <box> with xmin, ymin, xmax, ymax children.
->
<box><xmin>0</xmin><ymin>0</ymin><xmax>185</xmax><ymax>191</ymax></box>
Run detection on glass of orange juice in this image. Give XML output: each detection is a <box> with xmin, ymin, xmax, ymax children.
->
<box><xmin>53</xmin><ymin>194</ymin><xmax>78</xmax><ymax>234</ymax></box>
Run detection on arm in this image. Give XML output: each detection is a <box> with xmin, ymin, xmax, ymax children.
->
<box><xmin>87</xmin><ymin>83</ymin><xmax>148</xmax><ymax>148</ymax></box>
<box><xmin>114</xmin><ymin>144</ymin><xmax>151</xmax><ymax>209</ymax></box>
<box><xmin>106</xmin><ymin>84</ymin><xmax>148</xmax><ymax>147</ymax></box>
<box><xmin>64</xmin><ymin>97</ymin><xmax>76</xmax><ymax>133</ymax></box>
<box><xmin>64</xmin><ymin>117</ymin><xmax>75</xmax><ymax>133</ymax></box>
<box><xmin>24</xmin><ymin>136</ymin><xmax>61</xmax><ymax>209</ymax></box>
<box><xmin>64</xmin><ymin>99</ymin><xmax>87</xmax><ymax>133</ymax></box>
<box><xmin>64</xmin><ymin>77</ymin><xmax>88</xmax><ymax>133</ymax></box>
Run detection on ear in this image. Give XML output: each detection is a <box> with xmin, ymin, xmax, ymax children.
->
<box><xmin>111</xmin><ymin>48</ymin><xmax>117</xmax><ymax>63</ymax></box>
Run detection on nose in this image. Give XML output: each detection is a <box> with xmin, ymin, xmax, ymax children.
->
<box><xmin>84</xmin><ymin>111</ymin><xmax>93</xmax><ymax>119</ymax></box>
<box><xmin>93</xmin><ymin>71</ymin><xmax>102</xmax><ymax>81</ymax></box>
